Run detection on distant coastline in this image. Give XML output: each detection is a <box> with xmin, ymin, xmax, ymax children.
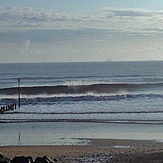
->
<box><xmin>0</xmin><ymin>59</ymin><xmax>162</xmax><ymax>65</ymax></box>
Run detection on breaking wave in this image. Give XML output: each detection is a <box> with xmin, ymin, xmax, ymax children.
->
<box><xmin>0</xmin><ymin>82</ymin><xmax>163</xmax><ymax>95</ymax></box>
<box><xmin>0</xmin><ymin>94</ymin><xmax>163</xmax><ymax>106</ymax></box>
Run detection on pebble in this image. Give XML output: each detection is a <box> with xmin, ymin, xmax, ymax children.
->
<box><xmin>60</xmin><ymin>153</ymin><xmax>113</xmax><ymax>163</ymax></box>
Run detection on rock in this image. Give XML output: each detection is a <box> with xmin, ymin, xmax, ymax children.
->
<box><xmin>0</xmin><ymin>154</ymin><xmax>4</xmax><ymax>158</ymax></box>
<box><xmin>44</xmin><ymin>156</ymin><xmax>56</xmax><ymax>163</ymax></box>
<box><xmin>26</xmin><ymin>156</ymin><xmax>34</xmax><ymax>163</ymax></box>
<box><xmin>11</xmin><ymin>156</ymin><xmax>29</xmax><ymax>163</ymax></box>
<box><xmin>0</xmin><ymin>158</ymin><xmax>8</xmax><ymax>163</ymax></box>
<box><xmin>53</xmin><ymin>157</ymin><xmax>59</xmax><ymax>162</ymax></box>
<box><xmin>34</xmin><ymin>157</ymin><xmax>43</xmax><ymax>163</ymax></box>
<box><xmin>0</xmin><ymin>153</ymin><xmax>9</xmax><ymax>163</ymax></box>
<box><xmin>35</xmin><ymin>156</ymin><xmax>55</xmax><ymax>163</ymax></box>
<box><xmin>60</xmin><ymin>153</ymin><xmax>113</xmax><ymax>163</ymax></box>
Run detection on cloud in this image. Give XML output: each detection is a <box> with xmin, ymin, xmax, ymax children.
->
<box><xmin>98</xmin><ymin>7</ymin><xmax>163</xmax><ymax>35</ymax></box>
<box><xmin>0</xmin><ymin>6</ymin><xmax>163</xmax><ymax>36</ymax></box>
<box><xmin>99</xmin><ymin>7</ymin><xmax>153</xmax><ymax>17</ymax></box>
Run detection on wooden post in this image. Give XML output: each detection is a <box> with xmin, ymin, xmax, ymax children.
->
<box><xmin>18</xmin><ymin>78</ymin><xmax>21</xmax><ymax>107</ymax></box>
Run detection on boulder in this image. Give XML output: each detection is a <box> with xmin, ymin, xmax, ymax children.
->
<box><xmin>26</xmin><ymin>156</ymin><xmax>34</xmax><ymax>163</ymax></box>
<box><xmin>34</xmin><ymin>156</ymin><xmax>54</xmax><ymax>163</ymax></box>
<box><xmin>11</xmin><ymin>156</ymin><xmax>29</xmax><ymax>163</ymax></box>
<box><xmin>0</xmin><ymin>154</ymin><xmax>4</xmax><ymax>158</ymax></box>
<box><xmin>0</xmin><ymin>157</ymin><xmax>8</xmax><ymax>163</ymax></box>
<box><xmin>0</xmin><ymin>153</ymin><xmax>9</xmax><ymax>163</ymax></box>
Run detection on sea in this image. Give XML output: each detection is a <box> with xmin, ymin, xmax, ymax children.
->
<box><xmin>0</xmin><ymin>61</ymin><xmax>163</xmax><ymax>145</ymax></box>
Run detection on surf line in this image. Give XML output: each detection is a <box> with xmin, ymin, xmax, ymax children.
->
<box><xmin>0</xmin><ymin>103</ymin><xmax>16</xmax><ymax>114</ymax></box>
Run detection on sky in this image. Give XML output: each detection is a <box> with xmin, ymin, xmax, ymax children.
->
<box><xmin>0</xmin><ymin>0</ymin><xmax>163</xmax><ymax>63</ymax></box>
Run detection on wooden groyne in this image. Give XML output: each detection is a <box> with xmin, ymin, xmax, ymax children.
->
<box><xmin>0</xmin><ymin>103</ymin><xmax>16</xmax><ymax>114</ymax></box>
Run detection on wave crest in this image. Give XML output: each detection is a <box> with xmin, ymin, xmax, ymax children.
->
<box><xmin>0</xmin><ymin>82</ymin><xmax>162</xmax><ymax>95</ymax></box>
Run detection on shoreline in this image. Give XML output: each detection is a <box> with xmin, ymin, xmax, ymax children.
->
<box><xmin>2</xmin><ymin>119</ymin><xmax>163</xmax><ymax>124</ymax></box>
<box><xmin>1</xmin><ymin>138</ymin><xmax>163</xmax><ymax>162</ymax></box>
<box><xmin>1</xmin><ymin>122</ymin><xmax>163</xmax><ymax>146</ymax></box>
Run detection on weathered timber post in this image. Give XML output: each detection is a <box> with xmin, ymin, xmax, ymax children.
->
<box><xmin>18</xmin><ymin>78</ymin><xmax>21</xmax><ymax>107</ymax></box>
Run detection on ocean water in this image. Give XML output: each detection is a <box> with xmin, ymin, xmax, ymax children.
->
<box><xmin>0</xmin><ymin>61</ymin><xmax>163</xmax><ymax>124</ymax></box>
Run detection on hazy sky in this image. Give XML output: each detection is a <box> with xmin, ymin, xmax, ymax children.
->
<box><xmin>0</xmin><ymin>0</ymin><xmax>163</xmax><ymax>63</ymax></box>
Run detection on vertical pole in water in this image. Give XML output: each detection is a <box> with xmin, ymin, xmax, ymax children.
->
<box><xmin>18</xmin><ymin>78</ymin><xmax>21</xmax><ymax>107</ymax></box>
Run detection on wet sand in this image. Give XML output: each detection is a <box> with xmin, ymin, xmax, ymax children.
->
<box><xmin>1</xmin><ymin>139</ymin><xmax>163</xmax><ymax>162</ymax></box>
<box><xmin>1</xmin><ymin>122</ymin><xmax>163</xmax><ymax>162</ymax></box>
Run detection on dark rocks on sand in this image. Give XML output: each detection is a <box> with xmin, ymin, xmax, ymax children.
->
<box><xmin>0</xmin><ymin>154</ymin><xmax>56</xmax><ymax>163</ymax></box>
<box><xmin>35</xmin><ymin>156</ymin><xmax>54</xmax><ymax>163</ymax></box>
<box><xmin>11</xmin><ymin>156</ymin><xmax>34</xmax><ymax>163</ymax></box>
<box><xmin>0</xmin><ymin>153</ymin><xmax>9</xmax><ymax>163</ymax></box>
<box><xmin>27</xmin><ymin>156</ymin><xmax>34</xmax><ymax>163</ymax></box>
<box><xmin>0</xmin><ymin>158</ymin><xmax>8</xmax><ymax>163</ymax></box>
<box><xmin>11</xmin><ymin>156</ymin><xmax>29</xmax><ymax>163</ymax></box>
<box><xmin>0</xmin><ymin>154</ymin><xmax>4</xmax><ymax>158</ymax></box>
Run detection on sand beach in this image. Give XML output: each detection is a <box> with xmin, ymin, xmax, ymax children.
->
<box><xmin>1</xmin><ymin>138</ymin><xmax>163</xmax><ymax>162</ymax></box>
<box><xmin>1</xmin><ymin>122</ymin><xmax>163</xmax><ymax>162</ymax></box>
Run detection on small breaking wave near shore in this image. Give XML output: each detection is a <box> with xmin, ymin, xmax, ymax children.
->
<box><xmin>0</xmin><ymin>93</ymin><xmax>163</xmax><ymax>105</ymax></box>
